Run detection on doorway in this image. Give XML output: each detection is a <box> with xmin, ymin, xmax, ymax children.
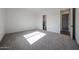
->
<box><xmin>60</xmin><ymin>9</ymin><xmax>70</xmax><ymax>35</ymax></box>
<box><xmin>60</xmin><ymin>8</ymin><xmax>76</xmax><ymax>40</ymax></box>
<box><xmin>42</xmin><ymin>15</ymin><xmax>47</xmax><ymax>30</ymax></box>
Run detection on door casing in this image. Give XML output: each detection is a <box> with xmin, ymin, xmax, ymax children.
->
<box><xmin>60</xmin><ymin>9</ymin><xmax>75</xmax><ymax>39</ymax></box>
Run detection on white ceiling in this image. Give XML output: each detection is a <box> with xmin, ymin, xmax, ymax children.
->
<box><xmin>26</xmin><ymin>8</ymin><xmax>69</xmax><ymax>14</ymax></box>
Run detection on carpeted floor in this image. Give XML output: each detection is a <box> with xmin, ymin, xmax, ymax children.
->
<box><xmin>0</xmin><ymin>29</ymin><xmax>79</xmax><ymax>50</ymax></box>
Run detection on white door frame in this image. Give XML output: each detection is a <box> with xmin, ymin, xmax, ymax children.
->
<box><xmin>60</xmin><ymin>8</ymin><xmax>73</xmax><ymax>39</ymax></box>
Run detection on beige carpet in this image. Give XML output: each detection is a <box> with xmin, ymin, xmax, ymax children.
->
<box><xmin>0</xmin><ymin>29</ymin><xmax>79</xmax><ymax>50</ymax></box>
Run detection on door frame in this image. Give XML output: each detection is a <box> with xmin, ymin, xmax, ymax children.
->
<box><xmin>60</xmin><ymin>8</ymin><xmax>76</xmax><ymax>40</ymax></box>
<box><xmin>42</xmin><ymin>15</ymin><xmax>47</xmax><ymax>30</ymax></box>
<box><xmin>73</xmin><ymin>8</ymin><xmax>76</xmax><ymax>40</ymax></box>
<box><xmin>60</xmin><ymin>9</ymin><xmax>70</xmax><ymax>34</ymax></box>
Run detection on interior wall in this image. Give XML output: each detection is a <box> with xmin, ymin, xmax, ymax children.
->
<box><xmin>36</xmin><ymin>9</ymin><xmax>60</xmax><ymax>33</ymax></box>
<box><xmin>5</xmin><ymin>8</ymin><xmax>69</xmax><ymax>34</ymax></box>
<box><xmin>0</xmin><ymin>8</ymin><xmax>75</xmax><ymax>41</ymax></box>
<box><xmin>5</xmin><ymin>8</ymin><xmax>37</xmax><ymax>33</ymax></box>
<box><xmin>76</xmin><ymin>8</ymin><xmax>79</xmax><ymax>45</ymax></box>
<box><xmin>0</xmin><ymin>9</ymin><xmax>5</xmax><ymax>41</ymax></box>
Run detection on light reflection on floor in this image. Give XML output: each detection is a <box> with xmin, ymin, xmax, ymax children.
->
<box><xmin>24</xmin><ymin>31</ymin><xmax>46</xmax><ymax>45</ymax></box>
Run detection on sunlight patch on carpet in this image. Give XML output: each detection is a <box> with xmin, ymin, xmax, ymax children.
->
<box><xmin>24</xmin><ymin>31</ymin><xmax>46</xmax><ymax>45</ymax></box>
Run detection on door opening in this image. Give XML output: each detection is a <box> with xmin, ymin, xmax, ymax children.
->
<box><xmin>60</xmin><ymin>9</ymin><xmax>70</xmax><ymax>35</ymax></box>
<box><xmin>60</xmin><ymin>9</ymin><xmax>76</xmax><ymax>40</ymax></box>
<box><xmin>42</xmin><ymin>15</ymin><xmax>47</xmax><ymax>30</ymax></box>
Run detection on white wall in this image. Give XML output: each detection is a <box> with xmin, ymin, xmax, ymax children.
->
<box><xmin>36</xmin><ymin>9</ymin><xmax>60</xmax><ymax>33</ymax></box>
<box><xmin>76</xmin><ymin>8</ymin><xmax>79</xmax><ymax>45</ymax></box>
<box><xmin>5</xmin><ymin>8</ymin><xmax>37</xmax><ymax>33</ymax></box>
<box><xmin>0</xmin><ymin>8</ymin><xmax>74</xmax><ymax>41</ymax></box>
<box><xmin>5</xmin><ymin>8</ymin><xmax>69</xmax><ymax>34</ymax></box>
<box><xmin>0</xmin><ymin>9</ymin><xmax>5</xmax><ymax>41</ymax></box>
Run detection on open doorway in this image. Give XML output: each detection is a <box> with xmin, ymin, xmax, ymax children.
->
<box><xmin>61</xmin><ymin>13</ymin><xmax>70</xmax><ymax>35</ymax></box>
<box><xmin>60</xmin><ymin>8</ymin><xmax>76</xmax><ymax>40</ymax></box>
<box><xmin>42</xmin><ymin>15</ymin><xmax>47</xmax><ymax>30</ymax></box>
<box><xmin>60</xmin><ymin>9</ymin><xmax>70</xmax><ymax>35</ymax></box>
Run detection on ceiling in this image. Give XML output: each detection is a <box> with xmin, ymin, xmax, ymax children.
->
<box><xmin>26</xmin><ymin>8</ymin><xmax>69</xmax><ymax>14</ymax></box>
